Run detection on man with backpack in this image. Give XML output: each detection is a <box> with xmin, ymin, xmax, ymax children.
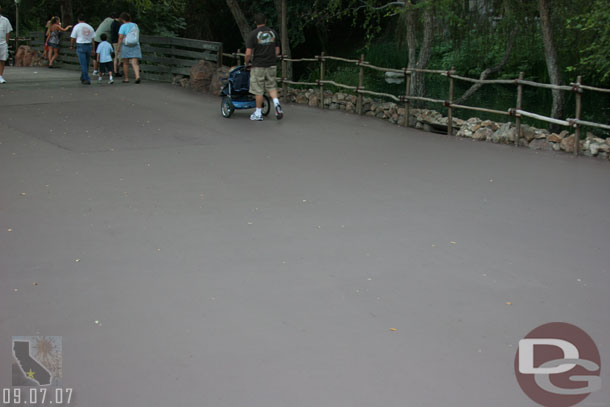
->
<box><xmin>245</xmin><ymin>13</ymin><xmax>283</xmax><ymax>121</ymax></box>
<box><xmin>70</xmin><ymin>15</ymin><xmax>95</xmax><ymax>85</ymax></box>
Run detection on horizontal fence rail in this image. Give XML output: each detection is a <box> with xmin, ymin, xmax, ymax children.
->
<box><xmin>21</xmin><ymin>32</ymin><xmax>608</xmax><ymax>156</ymax></box>
<box><xmin>221</xmin><ymin>50</ymin><xmax>608</xmax><ymax>155</ymax></box>
<box><xmin>27</xmin><ymin>32</ymin><xmax>222</xmax><ymax>82</ymax></box>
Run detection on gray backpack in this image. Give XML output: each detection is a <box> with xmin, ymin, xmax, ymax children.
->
<box><xmin>124</xmin><ymin>24</ymin><xmax>140</xmax><ymax>47</ymax></box>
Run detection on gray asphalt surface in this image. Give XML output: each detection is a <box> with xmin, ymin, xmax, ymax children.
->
<box><xmin>1</xmin><ymin>67</ymin><xmax>609</xmax><ymax>407</ymax></box>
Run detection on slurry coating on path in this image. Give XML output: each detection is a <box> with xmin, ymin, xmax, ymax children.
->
<box><xmin>1</xmin><ymin>67</ymin><xmax>609</xmax><ymax>407</ymax></box>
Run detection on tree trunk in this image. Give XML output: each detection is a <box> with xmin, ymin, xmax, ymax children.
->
<box><xmin>274</xmin><ymin>0</ymin><xmax>292</xmax><ymax>79</ymax></box>
<box><xmin>413</xmin><ymin>2</ymin><xmax>434</xmax><ymax>98</ymax></box>
<box><xmin>405</xmin><ymin>4</ymin><xmax>417</xmax><ymax>70</ymax></box>
<box><xmin>186</xmin><ymin>0</ymin><xmax>214</xmax><ymax>40</ymax></box>
<box><xmin>538</xmin><ymin>0</ymin><xmax>564</xmax><ymax>131</ymax></box>
<box><xmin>404</xmin><ymin>0</ymin><xmax>434</xmax><ymax>100</ymax></box>
<box><xmin>226</xmin><ymin>0</ymin><xmax>251</xmax><ymax>45</ymax></box>
<box><xmin>60</xmin><ymin>0</ymin><xmax>74</xmax><ymax>27</ymax></box>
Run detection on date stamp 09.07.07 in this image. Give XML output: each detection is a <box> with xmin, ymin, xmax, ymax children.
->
<box><xmin>3</xmin><ymin>336</ymin><xmax>73</xmax><ymax>406</ymax></box>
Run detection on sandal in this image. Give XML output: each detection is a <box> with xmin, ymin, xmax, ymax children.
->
<box><xmin>122</xmin><ymin>80</ymin><xmax>129</xmax><ymax>83</ymax></box>
<box><xmin>135</xmin><ymin>78</ymin><xmax>141</xmax><ymax>84</ymax></box>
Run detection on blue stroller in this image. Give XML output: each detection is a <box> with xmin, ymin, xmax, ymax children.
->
<box><xmin>220</xmin><ymin>66</ymin><xmax>270</xmax><ymax>118</ymax></box>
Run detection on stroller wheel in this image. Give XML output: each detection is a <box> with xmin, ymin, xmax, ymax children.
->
<box><xmin>221</xmin><ymin>96</ymin><xmax>235</xmax><ymax>118</ymax></box>
<box><xmin>262</xmin><ymin>95</ymin><xmax>271</xmax><ymax>116</ymax></box>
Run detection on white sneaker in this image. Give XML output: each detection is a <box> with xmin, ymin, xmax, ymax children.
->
<box><xmin>0</xmin><ymin>77</ymin><xmax>6</xmax><ymax>84</ymax></box>
<box><xmin>250</xmin><ymin>113</ymin><xmax>263</xmax><ymax>121</ymax></box>
<box><xmin>93</xmin><ymin>70</ymin><xmax>98</xmax><ymax>75</ymax></box>
<box><xmin>109</xmin><ymin>78</ymin><xmax>114</xmax><ymax>84</ymax></box>
<box><xmin>98</xmin><ymin>77</ymin><xmax>102</xmax><ymax>81</ymax></box>
<box><xmin>275</xmin><ymin>104</ymin><xmax>284</xmax><ymax>120</ymax></box>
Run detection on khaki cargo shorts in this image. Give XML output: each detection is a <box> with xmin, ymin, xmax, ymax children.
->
<box><xmin>112</xmin><ymin>43</ymin><xmax>121</xmax><ymax>60</ymax></box>
<box><xmin>249</xmin><ymin>66</ymin><xmax>277</xmax><ymax>95</ymax></box>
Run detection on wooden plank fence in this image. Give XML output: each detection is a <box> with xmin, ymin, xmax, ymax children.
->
<box><xmin>28</xmin><ymin>32</ymin><xmax>222</xmax><ymax>82</ymax></box>
<box><xmin>221</xmin><ymin>50</ymin><xmax>609</xmax><ymax>156</ymax></box>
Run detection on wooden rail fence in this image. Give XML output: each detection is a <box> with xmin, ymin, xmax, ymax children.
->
<box><xmin>222</xmin><ymin>50</ymin><xmax>610</xmax><ymax>156</ymax></box>
<box><xmin>28</xmin><ymin>32</ymin><xmax>222</xmax><ymax>82</ymax></box>
<box><xmin>21</xmin><ymin>32</ymin><xmax>609</xmax><ymax>156</ymax></box>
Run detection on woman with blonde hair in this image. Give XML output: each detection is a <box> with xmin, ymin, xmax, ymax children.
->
<box><xmin>47</xmin><ymin>17</ymin><xmax>72</xmax><ymax>68</ymax></box>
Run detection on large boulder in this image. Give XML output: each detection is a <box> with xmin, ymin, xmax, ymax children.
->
<box><xmin>209</xmin><ymin>65</ymin><xmax>231</xmax><ymax>96</ymax></box>
<box><xmin>15</xmin><ymin>45</ymin><xmax>40</xmax><ymax>67</ymax></box>
<box><xmin>480</xmin><ymin>120</ymin><xmax>499</xmax><ymax>132</ymax></box>
<box><xmin>547</xmin><ymin>133</ymin><xmax>563</xmax><ymax>143</ymax></box>
<box><xmin>529</xmin><ymin>139</ymin><xmax>553</xmax><ymax>151</ymax></box>
<box><xmin>490</xmin><ymin>122</ymin><xmax>516</xmax><ymax>144</ymax></box>
<box><xmin>560</xmin><ymin>134</ymin><xmax>576</xmax><ymax>153</ymax></box>
<box><xmin>172</xmin><ymin>75</ymin><xmax>184</xmax><ymax>85</ymax></box>
<box><xmin>189</xmin><ymin>60</ymin><xmax>216</xmax><ymax>93</ymax></box>
<box><xmin>521</xmin><ymin>124</ymin><xmax>536</xmax><ymax>142</ymax></box>
<box><xmin>308</xmin><ymin>94</ymin><xmax>319</xmax><ymax>107</ymax></box>
<box><xmin>456</xmin><ymin>127</ymin><xmax>473</xmax><ymax>138</ymax></box>
<box><xmin>14</xmin><ymin>46</ymin><xmax>26</xmax><ymax>66</ymax></box>
<box><xmin>473</xmin><ymin>127</ymin><xmax>494</xmax><ymax>141</ymax></box>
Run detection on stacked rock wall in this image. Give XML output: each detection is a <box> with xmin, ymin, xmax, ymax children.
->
<box><xmin>173</xmin><ymin>73</ymin><xmax>609</xmax><ymax>161</ymax></box>
<box><xmin>282</xmin><ymin>87</ymin><xmax>610</xmax><ymax>161</ymax></box>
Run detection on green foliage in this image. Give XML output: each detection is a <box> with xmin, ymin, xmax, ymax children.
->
<box><xmin>566</xmin><ymin>0</ymin><xmax>610</xmax><ymax>85</ymax></box>
<box><xmin>362</xmin><ymin>41</ymin><xmax>408</xmax><ymax>68</ymax></box>
<box><xmin>135</xmin><ymin>0</ymin><xmax>186</xmax><ymax>36</ymax></box>
<box><xmin>11</xmin><ymin>0</ymin><xmax>187</xmax><ymax>37</ymax></box>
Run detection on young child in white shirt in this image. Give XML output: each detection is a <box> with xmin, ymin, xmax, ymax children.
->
<box><xmin>96</xmin><ymin>33</ymin><xmax>114</xmax><ymax>84</ymax></box>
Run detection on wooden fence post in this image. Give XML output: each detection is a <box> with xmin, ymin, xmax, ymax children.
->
<box><xmin>236</xmin><ymin>49</ymin><xmax>241</xmax><ymax>66</ymax></box>
<box><xmin>405</xmin><ymin>70</ymin><xmax>411</xmax><ymax>127</ymax></box>
<box><xmin>574</xmin><ymin>75</ymin><xmax>582</xmax><ymax>156</ymax></box>
<box><xmin>218</xmin><ymin>43</ymin><xmax>223</xmax><ymax>68</ymax></box>
<box><xmin>282</xmin><ymin>55</ymin><xmax>287</xmax><ymax>102</ymax></box>
<box><xmin>447</xmin><ymin>67</ymin><xmax>455</xmax><ymax>136</ymax></box>
<box><xmin>357</xmin><ymin>54</ymin><xmax>364</xmax><ymax>115</ymax></box>
<box><xmin>319</xmin><ymin>52</ymin><xmax>325</xmax><ymax>109</ymax></box>
<box><xmin>515</xmin><ymin>72</ymin><xmax>524</xmax><ymax>147</ymax></box>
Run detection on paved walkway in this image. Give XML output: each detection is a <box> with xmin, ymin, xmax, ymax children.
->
<box><xmin>1</xmin><ymin>67</ymin><xmax>609</xmax><ymax>407</ymax></box>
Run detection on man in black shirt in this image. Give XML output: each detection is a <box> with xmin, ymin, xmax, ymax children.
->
<box><xmin>110</xmin><ymin>13</ymin><xmax>122</xmax><ymax>76</ymax></box>
<box><xmin>245</xmin><ymin>13</ymin><xmax>283</xmax><ymax>121</ymax></box>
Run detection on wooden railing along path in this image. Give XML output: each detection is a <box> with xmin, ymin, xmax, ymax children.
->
<box><xmin>223</xmin><ymin>50</ymin><xmax>610</xmax><ymax>156</ymax></box>
<box><xmin>28</xmin><ymin>32</ymin><xmax>223</xmax><ymax>83</ymax></box>
<box><xmin>23</xmin><ymin>31</ymin><xmax>609</xmax><ymax>156</ymax></box>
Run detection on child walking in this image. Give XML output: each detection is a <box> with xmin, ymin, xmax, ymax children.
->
<box><xmin>96</xmin><ymin>33</ymin><xmax>114</xmax><ymax>84</ymax></box>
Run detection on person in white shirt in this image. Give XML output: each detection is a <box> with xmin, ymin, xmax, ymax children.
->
<box><xmin>70</xmin><ymin>14</ymin><xmax>95</xmax><ymax>85</ymax></box>
<box><xmin>0</xmin><ymin>6</ymin><xmax>14</xmax><ymax>84</ymax></box>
